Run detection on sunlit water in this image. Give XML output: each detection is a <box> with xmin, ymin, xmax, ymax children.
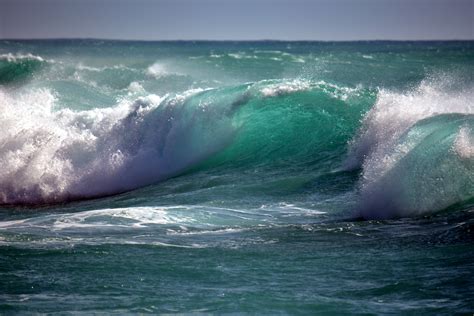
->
<box><xmin>0</xmin><ymin>40</ymin><xmax>473</xmax><ymax>313</ymax></box>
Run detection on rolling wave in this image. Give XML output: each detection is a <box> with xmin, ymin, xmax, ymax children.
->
<box><xmin>0</xmin><ymin>79</ymin><xmax>370</xmax><ymax>205</ymax></box>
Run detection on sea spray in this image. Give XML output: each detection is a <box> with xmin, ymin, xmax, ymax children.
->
<box><xmin>344</xmin><ymin>79</ymin><xmax>474</xmax><ymax>219</ymax></box>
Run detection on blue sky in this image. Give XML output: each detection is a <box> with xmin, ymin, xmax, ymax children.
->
<box><xmin>0</xmin><ymin>0</ymin><xmax>472</xmax><ymax>40</ymax></box>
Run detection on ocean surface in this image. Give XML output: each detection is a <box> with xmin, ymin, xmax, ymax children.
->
<box><xmin>0</xmin><ymin>40</ymin><xmax>473</xmax><ymax>314</ymax></box>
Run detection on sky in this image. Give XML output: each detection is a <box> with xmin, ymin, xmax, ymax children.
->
<box><xmin>0</xmin><ymin>0</ymin><xmax>472</xmax><ymax>40</ymax></box>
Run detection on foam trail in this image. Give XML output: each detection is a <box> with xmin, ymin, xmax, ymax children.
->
<box><xmin>344</xmin><ymin>79</ymin><xmax>474</xmax><ymax>219</ymax></box>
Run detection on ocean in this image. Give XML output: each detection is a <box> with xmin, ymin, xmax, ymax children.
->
<box><xmin>0</xmin><ymin>40</ymin><xmax>473</xmax><ymax>314</ymax></box>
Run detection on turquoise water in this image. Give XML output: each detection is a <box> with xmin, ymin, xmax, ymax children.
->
<box><xmin>0</xmin><ymin>40</ymin><xmax>473</xmax><ymax>314</ymax></box>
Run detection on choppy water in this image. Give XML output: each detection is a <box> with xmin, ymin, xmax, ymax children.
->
<box><xmin>0</xmin><ymin>40</ymin><xmax>473</xmax><ymax>314</ymax></box>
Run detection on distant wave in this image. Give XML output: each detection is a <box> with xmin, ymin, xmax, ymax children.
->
<box><xmin>0</xmin><ymin>53</ymin><xmax>48</xmax><ymax>84</ymax></box>
<box><xmin>0</xmin><ymin>53</ymin><xmax>46</xmax><ymax>63</ymax></box>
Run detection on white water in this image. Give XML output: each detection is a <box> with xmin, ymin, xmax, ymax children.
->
<box><xmin>0</xmin><ymin>87</ymin><xmax>234</xmax><ymax>204</ymax></box>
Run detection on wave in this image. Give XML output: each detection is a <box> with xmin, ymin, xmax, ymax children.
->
<box><xmin>4</xmin><ymin>74</ymin><xmax>470</xmax><ymax>216</ymax></box>
<box><xmin>0</xmin><ymin>79</ymin><xmax>372</xmax><ymax>205</ymax></box>
<box><xmin>0</xmin><ymin>53</ymin><xmax>47</xmax><ymax>84</ymax></box>
<box><xmin>345</xmin><ymin>79</ymin><xmax>474</xmax><ymax>219</ymax></box>
<box><xmin>0</xmin><ymin>81</ymin><xmax>368</xmax><ymax>204</ymax></box>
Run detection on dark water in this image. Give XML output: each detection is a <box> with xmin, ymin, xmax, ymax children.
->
<box><xmin>0</xmin><ymin>40</ymin><xmax>473</xmax><ymax>313</ymax></box>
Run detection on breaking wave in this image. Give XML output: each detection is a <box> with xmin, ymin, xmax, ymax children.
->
<box><xmin>0</xmin><ymin>53</ymin><xmax>48</xmax><ymax>84</ymax></box>
<box><xmin>1</xmin><ymin>72</ymin><xmax>472</xmax><ymax>219</ymax></box>
<box><xmin>345</xmin><ymin>79</ymin><xmax>474</xmax><ymax>219</ymax></box>
<box><xmin>0</xmin><ymin>79</ymin><xmax>371</xmax><ymax>205</ymax></box>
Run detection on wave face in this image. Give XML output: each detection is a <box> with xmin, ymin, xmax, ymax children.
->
<box><xmin>345</xmin><ymin>80</ymin><xmax>474</xmax><ymax>219</ymax></box>
<box><xmin>200</xmin><ymin>80</ymin><xmax>373</xmax><ymax>169</ymax></box>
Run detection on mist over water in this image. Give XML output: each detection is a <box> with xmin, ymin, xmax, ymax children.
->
<box><xmin>0</xmin><ymin>40</ymin><xmax>473</xmax><ymax>314</ymax></box>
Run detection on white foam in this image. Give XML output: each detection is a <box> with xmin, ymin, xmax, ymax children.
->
<box><xmin>292</xmin><ymin>57</ymin><xmax>306</xmax><ymax>63</ymax></box>
<box><xmin>270</xmin><ymin>203</ymin><xmax>326</xmax><ymax>217</ymax></box>
<box><xmin>75</xmin><ymin>64</ymin><xmax>102</xmax><ymax>72</ymax></box>
<box><xmin>0</xmin><ymin>86</ymin><xmax>233</xmax><ymax>204</ymax></box>
<box><xmin>260</xmin><ymin>79</ymin><xmax>311</xmax><ymax>97</ymax></box>
<box><xmin>52</xmin><ymin>206</ymin><xmax>196</xmax><ymax>229</ymax></box>
<box><xmin>0</xmin><ymin>204</ymin><xmax>269</xmax><ymax>231</ymax></box>
<box><xmin>75</xmin><ymin>63</ymin><xmax>130</xmax><ymax>72</ymax></box>
<box><xmin>0</xmin><ymin>53</ymin><xmax>45</xmax><ymax>62</ymax></box>
<box><xmin>146</xmin><ymin>62</ymin><xmax>168</xmax><ymax>77</ymax></box>
<box><xmin>259</xmin><ymin>79</ymin><xmax>360</xmax><ymax>100</ymax></box>
<box><xmin>127</xmin><ymin>81</ymin><xmax>145</xmax><ymax>93</ymax></box>
<box><xmin>227</xmin><ymin>53</ymin><xmax>258</xmax><ymax>60</ymax></box>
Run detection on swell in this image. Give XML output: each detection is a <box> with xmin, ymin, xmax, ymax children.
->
<box><xmin>0</xmin><ymin>79</ymin><xmax>373</xmax><ymax>205</ymax></box>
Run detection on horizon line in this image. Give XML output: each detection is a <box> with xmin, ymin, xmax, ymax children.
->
<box><xmin>1</xmin><ymin>37</ymin><xmax>473</xmax><ymax>42</ymax></box>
